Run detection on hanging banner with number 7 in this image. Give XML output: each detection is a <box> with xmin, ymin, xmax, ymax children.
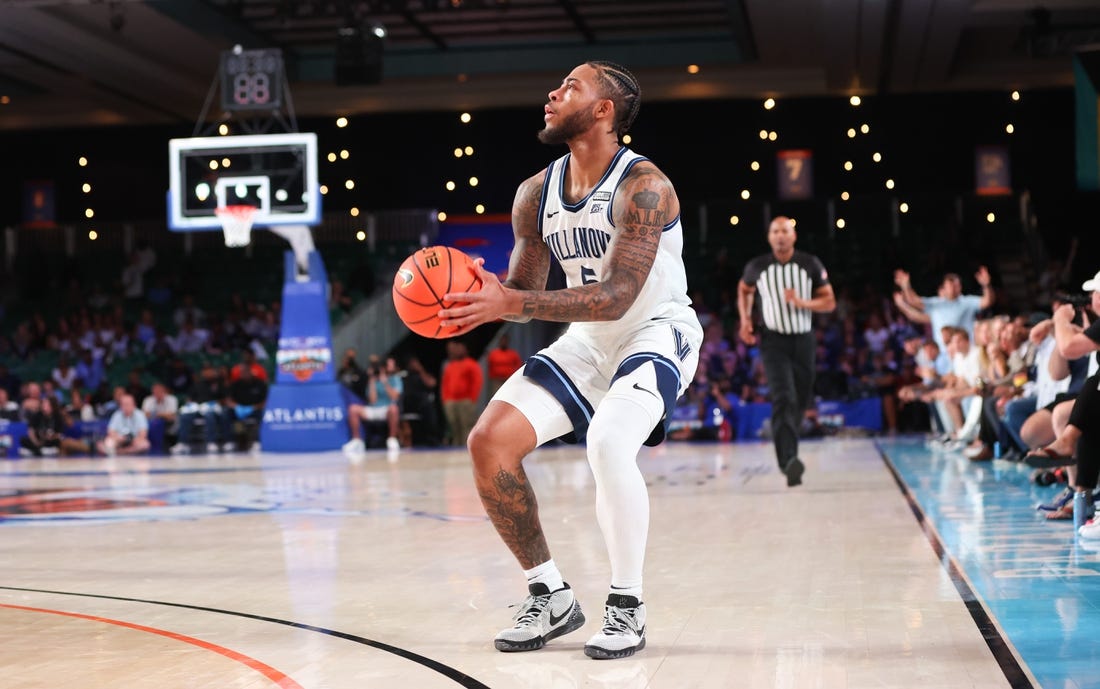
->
<box><xmin>777</xmin><ymin>149</ymin><xmax>813</xmax><ymax>200</ymax></box>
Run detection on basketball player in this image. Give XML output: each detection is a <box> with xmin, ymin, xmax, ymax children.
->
<box><xmin>737</xmin><ymin>216</ymin><xmax>836</xmax><ymax>487</ymax></box>
<box><xmin>439</xmin><ymin>61</ymin><xmax>701</xmax><ymax>659</ymax></box>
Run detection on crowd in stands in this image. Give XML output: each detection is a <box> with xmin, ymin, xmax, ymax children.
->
<box><xmin>0</xmin><ymin>246</ymin><xmax>278</xmax><ymax>457</ymax></box>
<box><xmin>9</xmin><ymin>238</ymin><xmax>1100</xmax><ymax>540</ymax></box>
<box><xmin>668</xmin><ymin>256</ymin><xmax>1097</xmax><ymax>452</ymax></box>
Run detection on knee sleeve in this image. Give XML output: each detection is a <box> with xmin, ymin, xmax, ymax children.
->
<box><xmin>585</xmin><ymin>372</ymin><xmax>665</xmax><ymax>591</ymax></box>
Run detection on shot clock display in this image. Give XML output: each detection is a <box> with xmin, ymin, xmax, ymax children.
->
<box><xmin>220</xmin><ymin>47</ymin><xmax>284</xmax><ymax>111</ymax></box>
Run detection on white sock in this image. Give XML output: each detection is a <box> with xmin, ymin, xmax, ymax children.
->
<box><xmin>524</xmin><ymin>559</ymin><xmax>564</xmax><ymax>592</ymax></box>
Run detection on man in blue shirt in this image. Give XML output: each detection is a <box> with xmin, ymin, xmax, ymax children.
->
<box><xmin>893</xmin><ymin>267</ymin><xmax>995</xmax><ymax>351</ymax></box>
<box><xmin>97</xmin><ymin>394</ymin><xmax>150</xmax><ymax>456</ymax></box>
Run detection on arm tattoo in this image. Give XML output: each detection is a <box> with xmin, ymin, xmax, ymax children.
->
<box><xmin>477</xmin><ymin>466</ymin><xmax>551</xmax><ymax>568</ymax></box>
<box><xmin>502</xmin><ymin>173</ymin><xmax>550</xmax><ymax>294</ymax></box>
<box><xmin>513</xmin><ymin>164</ymin><xmax>672</xmax><ymax>323</ymax></box>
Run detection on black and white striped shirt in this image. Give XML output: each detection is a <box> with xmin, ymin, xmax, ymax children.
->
<box><xmin>742</xmin><ymin>250</ymin><xmax>830</xmax><ymax>335</ymax></box>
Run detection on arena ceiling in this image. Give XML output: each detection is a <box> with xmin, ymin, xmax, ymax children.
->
<box><xmin>1</xmin><ymin>0</ymin><xmax>1099</xmax><ymax>130</ymax></box>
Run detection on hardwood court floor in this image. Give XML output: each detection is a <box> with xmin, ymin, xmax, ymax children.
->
<box><xmin>0</xmin><ymin>438</ymin><xmax>1021</xmax><ymax>689</ymax></box>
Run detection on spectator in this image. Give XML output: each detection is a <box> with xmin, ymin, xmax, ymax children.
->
<box><xmin>337</xmin><ymin>348</ymin><xmax>368</xmax><ymax>398</ymax></box>
<box><xmin>142</xmin><ymin>382</ymin><xmax>179</xmax><ymax>440</ymax></box>
<box><xmin>75</xmin><ymin>349</ymin><xmax>106</xmax><ymax>392</ymax></box>
<box><xmin>51</xmin><ymin>356</ymin><xmax>78</xmax><ymax>392</ymax></box>
<box><xmin>94</xmin><ymin>385</ymin><xmax>126</xmax><ymax>420</ymax></box>
<box><xmin>41</xmin><ymin>380</ymin><xmax>64</xmax><ymax>404</ymax></box>
<box><xmin>19</xmin><ymin>382</ymin><xmax>43</xmax><ymax>422</ymax></box>
<box><xmin>862</xmin><ymin>312</ymin><xmax>891</xmax><ymax>354</ymax></box>
<box><xmin>20</xmin><ymin>396</ymin><xmax>89</xmax><ymax>457</ymax></box>
<box><xmin>343</xmin><ymin>356</ymin><xmax>403</xmax><ymax>455</ymax></box>
<box><xmin>174</xmin><ymin>318</ymin><xmax>209</xmax><ymax>354</ymax></box>
<box><xmin>146</xmin><ymin>327</ymin><xmax>177</xmax><ymax>360</ymax></box>
<box><xmin>440</xmin><ymin>339</ymin><xmax>483</xmax><ymax>447</ymax></box>
<box><xmin>0</xmin><ymin>388</ymin><xmax>20</xmax><ymax>421</ymax></box>
<box><xmin>134</xmin><ymin>309</ymin><xmax>157</xmax><ymax>347</ymax></box>
<box><xmin>998</xmin><ymin>314</ymin><xmax>1070</xmax><ymax>458</ymax></box>
<box><xmin>225</xmin><ymin>364</ymin><xmax>267</xmax><ymax>451</ymax></box>
<box><xmin>701</xmin><ymin>376</ymin><xmax>739</xmax><ymax>441</ymax></box>
<box><xmin>403</xmin><ymin>355</ymin><xmax>441</xmax><ymax>446</ymax></box>
<box><xmin>204</xmin><ymin>320</ymin><xmax>231</xmax><ymax>356</ymax></box>
<box><xmin>66</xmin><ymin>387</ymin><xmax>96</xmax><ymax>423</ymax></box>
<box><xmin>893</xmin><ymin>266</ymin><xmax>994</xmax><ymax>352</ymax></box>
<box><xmin>229</xmin><ymin>348</ymin><xmax>268</xmax><ymax>383</ymax></box>
<box><xmin>96</xmin><ymin>394</ymin><xmax>151</xmax><ymax>456</ymax></box>
<box><xmin>174</xmin><ymin>294</ymin><xmax>206</xmax><ymax>329</ymax></box>
<box><xmin>29</xmin><ymin>312</ymin><xmax>49</xmax><ymax>349</ymax></box>
<box><xmin>165</xmin><ymin>357</ymin><xmax>194</xmax><ymax>397</ymax></box>
<box><xmin>486</xmin><ymin>333</ymin><xmax>524</xmax><ymax>399</ymax></box>
<box><xmin>107</xmin><ymin>321</ymin><xmax>133</xmax><ymax>362</ymax></box>
<box><xmin>11</xmin><ymin>321</ymin><xmax>36</xmax><ymax>359</ymax></box>
<box><xmin>124</xmin><ymin>369</ymin><xmax>150</xmax><ymax>405</ymax></box>
<box><xmin>257</xmin><ymin>310</ymin><xmax>280</xmax><ymax>343</ymax></box>
<box><xmin>170</xmin><ymin>363</ymin><xmax>230</xmax><ymax>455</ymax></box>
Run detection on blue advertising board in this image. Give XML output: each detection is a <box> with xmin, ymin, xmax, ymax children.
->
<box><xmin>260</xmin><ymin>251</ymin><xmax>349</xmax><ymax>452</ymax></box>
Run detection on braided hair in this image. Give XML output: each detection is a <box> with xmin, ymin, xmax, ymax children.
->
<box><xmin>586</xmin><ymin>60</ymin><xmax>641</xmax><ymax>144</ymax></box>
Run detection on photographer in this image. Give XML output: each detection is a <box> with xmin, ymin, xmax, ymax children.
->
<box><xmin>338</xmin><ymin>348</ymin><xmax>368</xmax><ymax>398</ymax></box>
<box><xmin>343</xmin><ymin>356</ymin><xmax>404</xmax><ymax>455</ymax></box>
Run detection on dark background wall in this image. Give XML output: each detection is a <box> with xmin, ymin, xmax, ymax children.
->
<box><xmin>0</xmin><ymin>88</ymin><xmax>1081</xmax><ymax>237</ymax></box>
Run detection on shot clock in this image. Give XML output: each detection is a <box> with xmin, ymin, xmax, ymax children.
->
<box><xmin>220</xmin><ymin>47</ymin><xmax>284</xmax><ymax>111</ymax></box>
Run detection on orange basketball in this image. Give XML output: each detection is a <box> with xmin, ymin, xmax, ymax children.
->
<box><xmin>392</xmin><ymin>246</ymin><xmax>483</xmax><ymax>339</ymax></box>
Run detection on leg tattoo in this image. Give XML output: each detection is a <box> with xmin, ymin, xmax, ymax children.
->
<box><xmin>478</xmin><ymin>466</ymin><xmax>551</xmax><ymax>569</ymax></box>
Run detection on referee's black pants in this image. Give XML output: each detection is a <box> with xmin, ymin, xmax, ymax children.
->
<box><xmin>759</xmin><ymin>329</ymin><xmax>816</xmax><ymax>470</ymax></box>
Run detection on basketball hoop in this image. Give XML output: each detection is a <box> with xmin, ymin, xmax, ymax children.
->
<box><xmin>215</xmin><ymin>205</ymin><xmax>257</xmax><ymax>247</ymax></box>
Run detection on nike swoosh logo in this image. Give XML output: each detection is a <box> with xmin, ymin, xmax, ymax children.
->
<box><xmin>632</xmin><ymin>382</ymin><xmax>659</xmax><ymax>400</ymax></box>
<box><xmin>546</xmin><ymin>211</ymin><xmax>559</xmax><ymax>218</ymax></box>
<box><xmin>549</xmin><ymin>604</ymin><xmax>571</xmax><ymax>626</ymax></box>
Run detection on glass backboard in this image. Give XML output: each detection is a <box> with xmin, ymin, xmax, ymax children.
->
<box><xmin>168</xmin><ymin>132</ymin><xmax>320</xmax><ymax>230</ymax></box>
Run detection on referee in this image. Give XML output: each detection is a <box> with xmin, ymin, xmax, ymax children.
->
<box><xmin>737</xmin><ymin>216</ymin><xmax>836</xmax><ymax>487</ymax></box>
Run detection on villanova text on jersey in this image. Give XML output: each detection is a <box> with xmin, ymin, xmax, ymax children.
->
<box><xmin>546</xmin><ymin>226</ymin><xmax>613</xmax><ymax>262</ymax></box>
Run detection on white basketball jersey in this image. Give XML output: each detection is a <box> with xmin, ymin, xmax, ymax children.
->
<box><xmin>537</xmin><ymin>147</ymin><xmax>699</xmax><ymax>344</ymax></box>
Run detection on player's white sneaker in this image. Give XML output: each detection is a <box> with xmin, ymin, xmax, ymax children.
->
<box><xmin>386</xmin><ymin>436</ymin><xmax>400</xmax><ymax>451</ymax></box>
<box><xmin>584</xmin><ymin>594</ymin><xmax>647</xmax><ymax>660</ymax></box>
<box><xmin>494</xmin><ymin>582</ymin><xmax>585</xmax><ymax>652</ymax></box>
<box><xmin>342</xmin><ymin>438</ymin><xmax>365</xmax><ymax>456</ymax></box>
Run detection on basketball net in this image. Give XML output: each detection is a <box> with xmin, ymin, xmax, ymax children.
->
<box><xmin>215</xmin><ymin>205</ymin><xmax>257</xmax><ymax>247</ymax></box>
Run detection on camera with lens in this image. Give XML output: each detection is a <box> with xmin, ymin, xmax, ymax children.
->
<box><xmin>1056</xmin><ymin>291</ymin><xmax>1092</xmax><ymax>308</ymax></box>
